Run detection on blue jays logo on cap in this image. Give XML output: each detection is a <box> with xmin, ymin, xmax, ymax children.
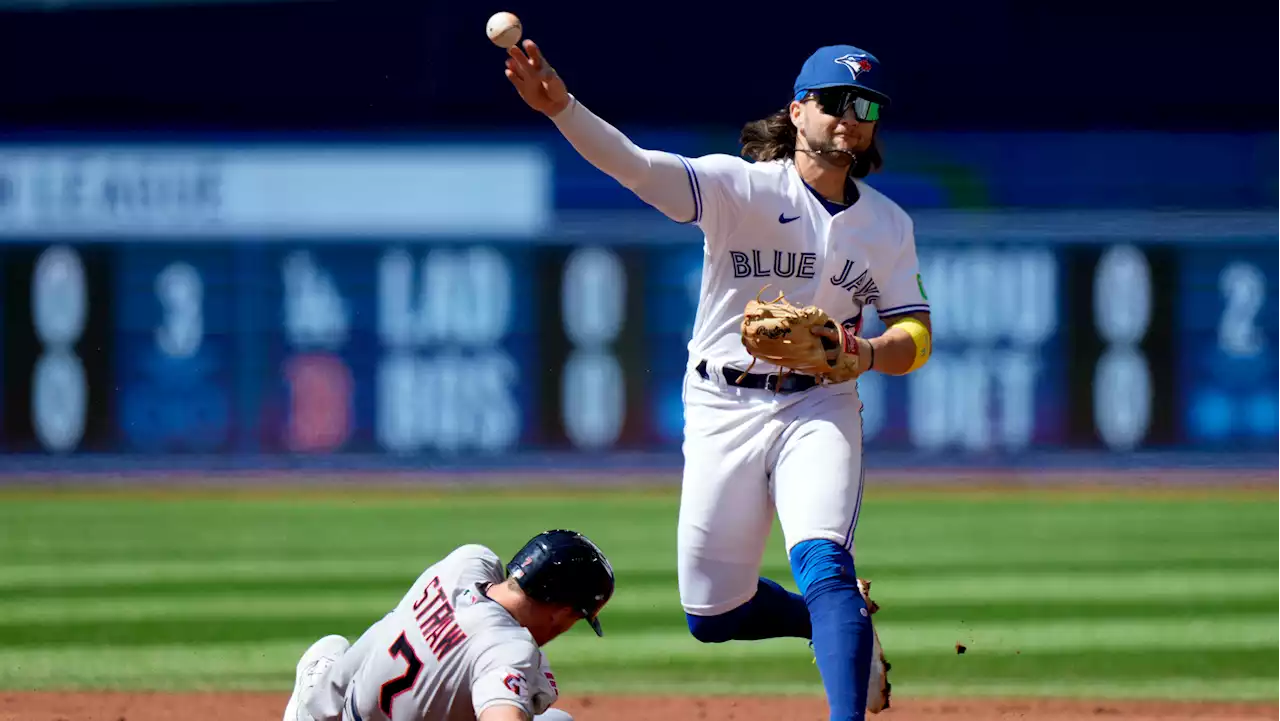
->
<box><xmin>834</xmin><ymin>53</ymin><xmax>873</xmax><ymax>80</ymax></box>
<box><xmin>792</xmin><ymin>45</ymin><xmax>892</xmax><ymax>106</ymax></box>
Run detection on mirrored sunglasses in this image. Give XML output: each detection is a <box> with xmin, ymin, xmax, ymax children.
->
<box><xmin>806</xmin><ymin>88</ymin><xmax>881</xmax><ymax>121</ymax></box>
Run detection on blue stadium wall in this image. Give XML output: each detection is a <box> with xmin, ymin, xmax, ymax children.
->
<box><xmin>0</xmin><ymin>130</ymin><xmax>1274</xmax><ymax>474</ymax></box>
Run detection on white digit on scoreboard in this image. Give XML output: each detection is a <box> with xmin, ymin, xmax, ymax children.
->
<box><xmin>560</xmin><ymin>247</ymin><xmax>626</xmax><ymax>450</ymax></box>
<box><xmin>30</xmin><ymin>245</ymin><xmax>89</xmax><ymax>453</ymax></box>
<box><xmin>1217</xmin><ymin>261</ymin><xmax>1265</xmax><ymax>359</ymax></box>
<box><xmin>1091</xmin><ymin>244</ymin><xmax>1153</xmax><ymax>451</ymax></box>
<box><xmin>155</xmin><ymin>261</ymin><xmax>204</xmax><ymax>358</ymax></box>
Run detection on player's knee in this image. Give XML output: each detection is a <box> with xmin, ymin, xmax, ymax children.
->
<box><xmin>685</xmin><ymin>609</ymin><xmax>743</xmax><ymax>644</ymax></box>
<box><xmin>534</xmin><ymin>709</ymin><xmax>575</xmax><ymax>721</ymax></box>
<box><xmin>788</xmin><ymin>539</ymin><xmax>858</xmax><ymax>602</ymax></box>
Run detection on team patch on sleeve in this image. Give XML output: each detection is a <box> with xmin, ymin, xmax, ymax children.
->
<box><xmin>472</xmin><ymin>665</ymin><xmax>532</xmax><ymax>716</ymax></box>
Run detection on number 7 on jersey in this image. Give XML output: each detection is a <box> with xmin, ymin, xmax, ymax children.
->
<box><xmin>379</xmin><ymin>633</ymin><xmax>423</xmax><ymax>717</ymax></box>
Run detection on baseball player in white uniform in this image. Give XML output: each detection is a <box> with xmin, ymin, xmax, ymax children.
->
<box><xmin>283</xmin><ymin>530</ymin><xmax>614</xmax><ymax>721</ymax></box>
<box><xmin>504</xmin><ymin>39</ymin><xmax>932</xmax><ymax>721</ymax></box>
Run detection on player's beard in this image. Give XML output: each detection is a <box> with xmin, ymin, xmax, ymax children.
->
<box><xmin>797</xmin><ymin>126</ymin><xmax>857</xmax><ymax>168</ymax></box>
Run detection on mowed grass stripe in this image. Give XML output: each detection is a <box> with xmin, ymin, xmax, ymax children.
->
<box><xmin>0</xmin><ymin>589</ymin><xmax>669</xmax><ymax>625</ymax></box>
<box><xmin>1</xmin><ymin>609</ymin><xmax>1271</xmax><ymax>652</ymax></box>
<box><xmin>0</xmin><ymin>640</ymin><xmax>308</xmax><ymax>691</ymax></box>
<box><xmin>868</xmin><ymin>570</ymin><xmax>1280</xmax><ymax>602</ymax></box>
<box><xmin>6</xmin><ymin>675</ymin><xmax>1272</xmax><ymax>703</ymax></box>
<box><xmin>4</xmin><ymin>553</ymin><xmax>1275</xmax><ymax>592</ymax></box>
<box><xmin>0</xmin><ymin>555</ymin><xmax>698</xmax><ymax>589</ymax></box>
<box><xmin>0</xmin><ymin>615</ymin><xmax>372</xmax><ymax>647</ymax></box>
<box><xmin>3</xmin><ymin>516</ymin><xmax>1272</xmax><ymax>570</ymax></box>
<box><xmin>3</xmin><ymin>496</ymin><xmax>1272</xmax><ymax>553</ymax></box>
<box><xmin>0</xmin><ymin>578</ymin><xmax>413</xmax><ymax>602</ymax></box>
<box><xmin>601</xmin><ymin>598</ymin><xmax>1280</xmax><ymax>631</ymax></box>
<box><xmin>563</xmin><ymin>677</ymin><xmax>1277</xmax><ymax>703</ymax></box>
<box><xmin>0</xmin><ymin>540</ymin><xmax>683</xmax><ymax>570</ymax></box>
<box><xmin>0</xmin><ymin>559</ymin><xmax>442</xmax><ymax>588</ymax></box>
<box><xmin>3</xmin><ymin>554</ymin><xmax>1274</xmax><ymax>580</ymax></box>
<box><xmin>0</xmin><ymin>489</ymin><xmax>1274</xmax><ymax>701</ymax></box>
<box><xmin>557</xmin><ymin>648</ymin><xmax>1278</xmax><ymax>693</ymax></box>
<box><xmin>2</xmin><ymin>559</ymin><xmax>1273</xmax><ymax>590</ymax></box>
<box><xmin>4</xmin><ymin>502</ymin><xmax>1272</xmax><ymax>577</ymax></box>
<box><xmin>2</xmin><ymin>566</ymin><xmax>1280</xmax><ymax>612</ymax></box>
<box><xmin>0</xmin><ymin>642</ymin><xmax>1274</xmax><ymax>700</ymax></box>
<box><xmin>885</xmin><ymin>677</ymin><xmax>1279</xmax><ymax>703</ymax></box>
<box><xmin>3</xmin><ymin>504</ymin><xmax>1271</xmax><ymax>556</ymax></box>
<box><xmin>6</xmin><ymin>595</ymin><xmax>1275</xmax><ymax>631</ymax></box>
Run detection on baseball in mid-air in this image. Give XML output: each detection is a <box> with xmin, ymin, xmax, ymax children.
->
<box><xmin>486</xmin><ymin>11</ymin><xmax>522</xmax><ymax>49</ymax></box>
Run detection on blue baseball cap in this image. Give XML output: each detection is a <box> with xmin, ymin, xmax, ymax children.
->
<box><xmin>792</xmin><ymin>45</ymin><xmax>891</xmax><ymax>107</ymax></box>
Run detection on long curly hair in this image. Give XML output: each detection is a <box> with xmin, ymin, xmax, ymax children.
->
<box><xmin>739</xmin><ymin>107</ymin><xmax>883</xmax><ymax>179</ymax></box>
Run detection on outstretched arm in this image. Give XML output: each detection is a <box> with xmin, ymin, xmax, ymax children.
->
<box><xmin>504</xmin><ymin>40</ymin><xmax>698</xmax><ymax>224</ymax></box>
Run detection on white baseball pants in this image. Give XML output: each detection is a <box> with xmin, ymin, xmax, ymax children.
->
<box><xmin>677</xmin><ymin>362</ymin><xmax>866</xmax><ymax>616</ymax></box>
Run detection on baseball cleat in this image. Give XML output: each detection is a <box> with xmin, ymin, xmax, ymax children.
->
<box><xmin>283</xmin><ymin>634</ymin><xmax>351</xmax><ymax>721</ymax></box>
<box><xmin>857</xmin><ymin>578</ymin><xmax>891</xmax><ymax>714</ymax></box>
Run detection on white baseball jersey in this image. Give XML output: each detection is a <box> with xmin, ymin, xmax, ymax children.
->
<box><xmin>667</xmin><ymin>154</ymin><xmax>930</xmax><ymax>614</ymax></box>
<box><xmin>676</xmin><ymin>154</ymin><xmax>930</xmax><ymax>375</ymax></box>
<box><xmin>305</xmin><ymin>545</ymin><xmax>561</xmax><ymax>721</ymax></box>
<box><xmin>545</xmin><ymin>95</ymin><xmax>930</xmax><ymax>615</ymax></box>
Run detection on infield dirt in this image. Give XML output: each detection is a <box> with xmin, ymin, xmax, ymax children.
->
<box><xmin>3</xmin><ymin>692</ymin><xmax>1278</xmax><ymax>721</ymax></box>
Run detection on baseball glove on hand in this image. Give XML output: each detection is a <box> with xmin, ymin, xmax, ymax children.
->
<box><xmin>739</xmin><ymin>286</ymin><xmax>869</xmax><ymax>386</ymax></box>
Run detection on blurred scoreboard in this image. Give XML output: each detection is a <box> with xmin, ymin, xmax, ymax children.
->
<box><xmin>1177</xmin><ymin>247</ymin><xmax>1279</xmax><ymax>446</ymax></box>
<box><xmin>0</xmin><ymin>240</ymin><xmax>660</xmax><ymax>460</ymax></box>
<box><xmin>0</xmin><ymin>232</ymin><xmax>1275</xmax><ymax>466</ymax></box>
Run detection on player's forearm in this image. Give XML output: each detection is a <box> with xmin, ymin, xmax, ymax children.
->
<box><xmin>549</xmin><ymin>95</ymin><xmax>697</xmax><ymax>222</ymax></box>
<box><xmin>478</xmin><ymin>704</ymin><xmax>529</xmax><ymax>721</ymax></box>
<box><xmin>868</xmin><ymin>313</ymin><xmax>932</xmax><ymax>376</ymax></box>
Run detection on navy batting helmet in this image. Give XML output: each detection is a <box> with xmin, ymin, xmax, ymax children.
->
<box><xmin>506</xmin><ymin>529</ymin><xmax>615</xmax><ymax>637</ymax></box>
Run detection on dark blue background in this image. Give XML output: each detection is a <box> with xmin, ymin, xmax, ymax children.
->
<box><xmin>0</xmin><ymin>0</ymin><xmax>1273</xmax><ymax>133</ymax></box>
<box><xmin>1177</xmin><ymin>245</ymin><xmax>1280</xmax><ymax>447</ymax></box>
<box><xmin>116</xmin><ymin>244</ymin><xmax>238</xmax><ymax>453</ymax></box>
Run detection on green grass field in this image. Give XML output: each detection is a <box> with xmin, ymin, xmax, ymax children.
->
<box><xmin>0</xmin><ymin>484</ymin><xmax>1275</xmax><ymax>702</ymax></box>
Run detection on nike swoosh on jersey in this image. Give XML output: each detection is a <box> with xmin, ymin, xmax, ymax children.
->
<box><xmin>778</xmin><ymin>213</ymin><xmax>801</xmax><ymax>223</ymax></box>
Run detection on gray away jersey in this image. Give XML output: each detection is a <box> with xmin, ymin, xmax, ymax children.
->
<box><xmin>305</xmin><ymin>545</ymin><xmax>561</xmax><ymax>721</ymax></box>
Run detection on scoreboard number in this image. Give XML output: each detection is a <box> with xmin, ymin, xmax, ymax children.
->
<box><xmin>1217</xmin><ymin>261</ymin><xmax>1266</xmax><ymax>359</ymax></box>
<box><xmin>154</xmin><ymin>261</ymin><xmax>204</xmax><ymax>358</ymax></box>
<box><xmin>560</xmin><ymin>247</ymin><xmax>626</xmax><ymax>450</ymax></box>
<box><xmin>30</xmin><ymin>245</ymin><xmax>89</xmax><ymax>453</ymax></box>
<box><xmin>1091</xmin><ymin>244</ymin><xmax>1153</xmax><ymax>451</ymax></box>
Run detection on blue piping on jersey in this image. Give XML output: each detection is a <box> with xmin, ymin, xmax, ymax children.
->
<box><xmin>877</xmin><ymin>303</ymin><xmax>932</xmax><ymax>318</ymax></box>
<box><xmin>349</xmin><ymin>685</ymin><xmax>364</xmax><ymax>721</ymax></box>
<box><xmin>675</xmin><ymin>154</ymin><xmax>702</xmax><ymax>224</ymax></box>
<box><xmin>839</xmin><ymin>400</ymin><xmax>867</xmax><ymax>552</ymax></box>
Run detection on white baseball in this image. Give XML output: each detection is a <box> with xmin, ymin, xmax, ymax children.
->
<box><xmin>486</xmin><ymin>11</ymin><xmax>523</xmax><ymax>49</ymax></box>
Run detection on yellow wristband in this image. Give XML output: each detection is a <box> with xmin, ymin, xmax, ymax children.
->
<box><xmin>890</xmin><ymin>316</ymin><xmax>932</xmax><ymax>373</ymax></box>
